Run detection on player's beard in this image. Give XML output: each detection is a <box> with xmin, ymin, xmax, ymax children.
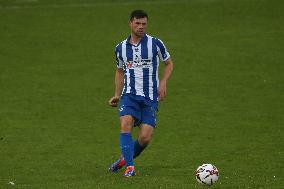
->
<box><xmin>135</xmin><ymin>29</ymin><xmax>145</xmax><ymax>38</ymax></box>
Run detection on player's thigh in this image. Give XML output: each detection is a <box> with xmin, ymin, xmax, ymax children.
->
<box><xmin>141</xmin><ymin>104</ymin><xmax>157</xmax><ymax>128</ymax></box>
<box><xmin>119</xmin><ymin>94</ymin><xmax>142</xmax><ymax>127</ymax></box>
<box><xmin>120</xmin><ymin>115</ymin><xmax>135</xmax><ymax>133</ymax></box>
<box><xmin>138</xmin><ymin>124</ymin><xmax>154</xmax><ymax>145</ymax></box>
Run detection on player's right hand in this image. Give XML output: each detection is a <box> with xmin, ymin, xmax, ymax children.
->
<box><xmin>108</xmin><ymin>96</ymin><xmax>120</xmax><ymax>107</ymax></box>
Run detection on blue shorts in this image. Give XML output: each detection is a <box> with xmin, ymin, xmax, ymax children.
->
<box><xmin>119</xmin><ymin>94</ymin><xmax>158</xmax><ymax>127</ymax></box>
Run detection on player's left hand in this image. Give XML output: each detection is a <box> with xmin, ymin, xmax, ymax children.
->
<box><xmin>109</xmin><ymin>96</ymin><xmax>120</xmax><ymax>107</ymax></box>
<box><xmin>158</xmin><ymin>81</ymin><xmax>167</xmax><ymax>101</ymax></box>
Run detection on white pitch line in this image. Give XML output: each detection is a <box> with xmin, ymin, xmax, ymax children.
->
<box><xmin>0</xmin><ymin>0</ymin><xmax>189</xmax><ymax>10</ymax></box>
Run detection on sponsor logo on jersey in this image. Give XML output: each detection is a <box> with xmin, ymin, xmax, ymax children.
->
<box><xmin>126</xmin><ymin>59</ymin><xmax>152</xmax><ymax>69</ymax></box>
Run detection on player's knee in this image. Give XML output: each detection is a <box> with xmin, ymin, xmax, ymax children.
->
<box><xmin>120</xmin><ymin>116</ymin><xmax>134</xmax><ymax>133</ymax></box>
<box><xmin>120</xmin><ymin>123</ymin><xmax>132</xmax><ymax>133</ymax></box>
<box><xmin>138</xmin><ymin>134</ymin><xmax>152</xmax><ymax>146</ymax></box>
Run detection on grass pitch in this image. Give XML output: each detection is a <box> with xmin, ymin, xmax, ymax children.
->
<box><xmin>0</xmin><ymin>0</ymin><xmax>283</xmax><ymax>188</ymax></box>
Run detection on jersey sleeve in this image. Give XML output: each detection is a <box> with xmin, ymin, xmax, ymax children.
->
<box><xmin>115</xmin><ymin>44</ymin><xmax>123</xmax><ymax>69</ymax></box>
<box><xmin>156</xmin><ymin>39</ymin><xmax>170</xmax><ymax>62</ymax></box>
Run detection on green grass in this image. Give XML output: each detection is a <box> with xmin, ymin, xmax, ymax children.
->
<box><xmin>0</xmin><ymin>0</ymin><xmax>283</xmax><ymax>188</ymax></box>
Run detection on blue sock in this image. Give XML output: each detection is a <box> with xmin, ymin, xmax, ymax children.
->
<box><xmin>120</xmin><ymin>133</ymin><xmax>134</xmax><ymax>167</ymax></box>
<box><xmin>133</xmin><ymin>140</ymin><xmax>147</xmax><ymax>159</ymax></box>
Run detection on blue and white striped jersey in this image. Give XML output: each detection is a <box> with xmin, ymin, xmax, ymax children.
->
<box><xmin>115</xmin><ymin>34</ymin><xmax>170</xmax><ymax>102</ymax></box>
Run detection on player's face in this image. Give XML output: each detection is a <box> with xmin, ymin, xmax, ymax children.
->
<box><xmin>129</xmin><ymin>17</ymin><xmax>148</xmax><ymax>38</ymax></box>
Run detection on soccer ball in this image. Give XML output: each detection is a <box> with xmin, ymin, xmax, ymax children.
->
<box><xmin>195</xmin><ymin>164</ymin><xmax>219</xmax><ymax>186</ymax></box>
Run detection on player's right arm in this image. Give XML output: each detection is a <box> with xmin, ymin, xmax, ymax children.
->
<box><xmin>109</xmin><ymin>68</ymin><xmax>124</xmax><ymax>107</ymax></box>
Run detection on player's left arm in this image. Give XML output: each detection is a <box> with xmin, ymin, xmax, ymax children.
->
<box><xmin>158</xmin><ymin>58</ymin><xmax>173</xmax><ymax>101</ymax></box>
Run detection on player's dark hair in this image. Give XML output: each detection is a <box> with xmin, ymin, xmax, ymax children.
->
<box><xmin>130</xmin><ymin>10</ymin><xmax>148</xmax><ymax>21</ymax></box>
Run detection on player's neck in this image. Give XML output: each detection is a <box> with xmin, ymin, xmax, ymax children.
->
<box><xmin>130</xmin><ymin>34</ymin><xmax>142</xmax><ymax>45</ymax></box>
